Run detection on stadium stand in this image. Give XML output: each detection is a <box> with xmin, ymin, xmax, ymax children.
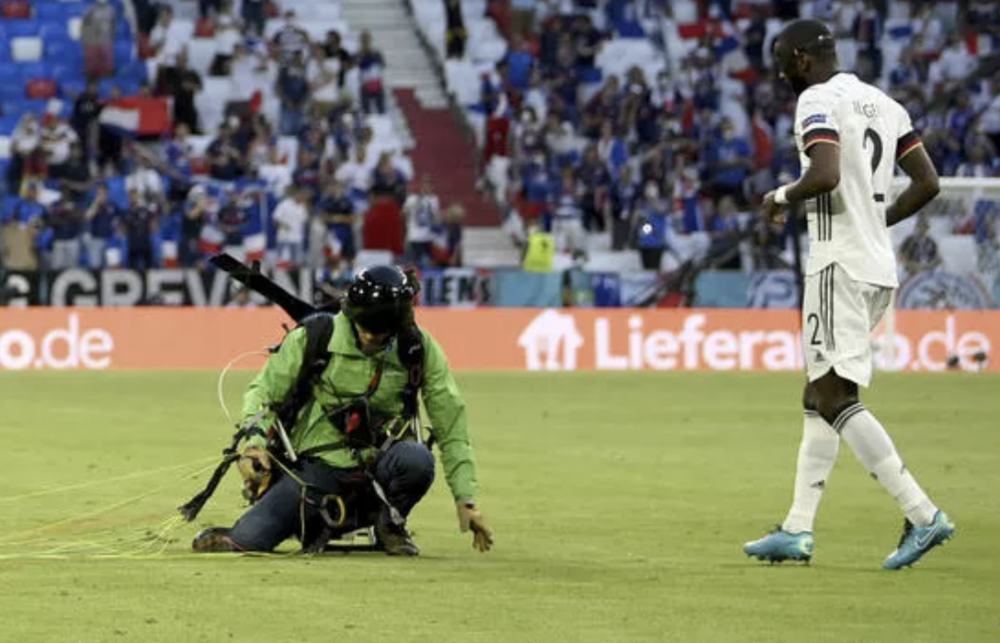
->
<box><xmin>0</xmin><ymin>0</ymin><xmax>998</xmax><ymax>289</ymax></box>
<box><xmin>413</xmin><ymin>0</ymin><xmax>1000</xmax><ymax>274</ymax></box>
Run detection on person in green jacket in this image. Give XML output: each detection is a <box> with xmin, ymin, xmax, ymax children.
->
<box><xmin>192</xmin><ymin>265</ymin><xmax>493</xmax><ymax>556</ymax></box>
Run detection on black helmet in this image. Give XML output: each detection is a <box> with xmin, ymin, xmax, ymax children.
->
<box><xmin>342</xmin><ymin>265</ymin><xmax>416</xmax><ymax>335</ymax></box>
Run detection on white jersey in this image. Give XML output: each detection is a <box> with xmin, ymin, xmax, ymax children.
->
<box><xmin>794</xmin><ymin>73</ymin><xmax>922</xmax><ymax>287</ymax></box>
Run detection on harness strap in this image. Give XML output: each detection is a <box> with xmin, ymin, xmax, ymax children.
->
<box><xmin>178</xmin><ymin>410</ymin><xmax>269</xmax><ymax>521</ymax></box>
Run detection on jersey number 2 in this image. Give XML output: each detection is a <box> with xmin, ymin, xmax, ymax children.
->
<box><xmin>863</xmin><ymin>127</ymin><xmax>885</xmax><ymax>203</ymax></box>
<box><xmin>806</xmin><ymin>313</ymin><xmax>822</xmax><ymax>346</ymax></box>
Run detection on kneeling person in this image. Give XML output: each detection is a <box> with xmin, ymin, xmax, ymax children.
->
<box><xmin>194</xmin><ymin>265</ymin><xmax>493</xmax><ymax>556</ymax></box>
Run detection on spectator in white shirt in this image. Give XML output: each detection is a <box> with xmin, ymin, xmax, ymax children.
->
<box><xmin>307</xmin><ymin>43</ymin><xmax>341</xmax><ymax>112</ymax></box>
<box><xmin>125</xmin><ymin>155</ymin><xmax>165</xmax><ymax>207</ymax></box>
<box><xmin>931</xmin><ymin>34</ymin><xmax>976</xmax><ymax>89</ymax></box>
<box><xmin>272</xmin><ymin>186</ymin><xmax>311</xmax><ymax>266</ymax></box>
<box><xmin>228</xmin><ymin>41</ymin><xmax>270</xmax><ymax>103</ymax></box>
<box><xmin>149</xmin><ymin>5</ymin><xmax>188</xmax><ymax>71</ymax></box>
<box><xmin>402</xmin><ymin>176</ymin><xmax>441</xmax><ymax>267</ymax></box>
<box><xmin>335</xmin><ymin>145</ymin><xmax>372</xmax><ymax>203</ymax></box>
<box><xmin>41</xmin><ymin>115</ymin><xmax>80</xmax><ymax>177</ymax></box>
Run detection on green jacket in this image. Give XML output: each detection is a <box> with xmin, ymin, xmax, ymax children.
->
<box><xmin>241</xmin><ymin>312</ymin><xmax>479</xmax><ymax>502</ymax></box>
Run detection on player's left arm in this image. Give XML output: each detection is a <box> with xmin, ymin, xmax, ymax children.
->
<box><xmin>886</xmin><ymin>140</ymin><xmax>939</xmax><ymax>227</ymax></box>
<box><xmin>886</xmin><ymin>99</ymin><xmax>940</xmax><ymax>227</ymax></box>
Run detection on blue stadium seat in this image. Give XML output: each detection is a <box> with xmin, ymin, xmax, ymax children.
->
<box><xmin>115</xmin><ymin>17</ymin><xmax>131</xmax><ymax>39</ymax></box>
<box><xmin>39</xmin><ymin>21</ymin><xmax>69</xmax><ymax>40</ymax></box>
<box><xmin>0</xmin><ymin>68</ymin><xmax>25</xmax><ymax>96</ymax></box>
<box><xmin>20</xmin><ymin>99</ymin><xmax>51</xmax><ymax>114</ymax></box>
<box><xmin>114</xmin><ymin>39</ymin><xmax>133</xmax><ymax>66</ymax></box>
<box><xmin>5</xmin><ymin>20</ymin><xmax>41</xmax><ymax>39</ymax></box>
<box><xmin>59</xmin><ymin>78</ymin><xmax>86</xmax><ymax>99</ymax></box>
<box><xmin>0</xmin><ymin>83</ymin><xmax>24</xmax><ymax>102</ymax></box>
<box><xmin>0</xmin><ymin>97</ymin><xmax>25</xmax><ymax>116</ymax></box>
<box><xmin>0</xmin><ymin>114</ymin><xmax>21</xmax><ymax>135</ymax></box>
<box><xmin>119</xmin><ymin>60</ymin><xmax>149</xmax><ymax>85</ymax></box>
<box><xmin>0</xmin><ymin>38</ymin><xmax>10</xmax><ymax>63</ymax></box>
<box><xmin>18</xmin><ymin>62</ymin><xmax>49</xmax><ymax>81</ymax></box>
<box><xmin>44</xmin><ymin>35</ymin><xmax>80</xmax><ymax>61</ymax></box>
<box><xmin>51</xmin><ymin>64</ymin><xmax>82</xmax><ymax>85</ymax></box>
<box><xmin>35</xmin><ymin>2</ymin><xmax>88</xmax><ymax>22</ymax></box>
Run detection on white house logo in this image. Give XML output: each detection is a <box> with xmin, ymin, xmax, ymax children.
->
<box><xmin>898</xmin><ymin>272</ymin><xmax>991</xmax><ymax>311</ymax></box>
<box><xmin>517</xmin><ymin>310</ymin><xmax>584</xmax><ymax>371</ymax></box>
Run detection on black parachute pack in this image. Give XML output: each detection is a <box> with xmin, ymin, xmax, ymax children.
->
<box><xmin>178</xmin><ymin>255</ymin><xmax>426</xmax><ymax>521</ymax></box>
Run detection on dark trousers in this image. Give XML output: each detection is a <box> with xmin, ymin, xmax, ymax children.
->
<box><xmin>242</xmin><ymin>2</ymin><xmax>266</xmax><ymax>37</ymax></box>
<box><xmin>229</xmin><ymin>441</ymin><xmax>435</xmax><ymax>552</ymax></box>
<box><xmin>362</xmin><ymin>89</ymin><xmax>386</xmax><ymax>115</ymax></box>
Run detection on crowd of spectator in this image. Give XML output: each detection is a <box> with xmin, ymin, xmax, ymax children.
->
<box><xmin>0</xmin><ymin>0</ymin><xmax>465</xmax><ymax>274</ymax></box>
<box><xmin>476</xmin><ymin>0</ymin><xmax>1000</xmax><ymax>273</ymax></box>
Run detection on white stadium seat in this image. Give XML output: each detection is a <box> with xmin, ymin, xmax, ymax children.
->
<box><xmin>11</xmin><ymin>37</ymin><xmax>43</xmax><ymax>62</ymax></box>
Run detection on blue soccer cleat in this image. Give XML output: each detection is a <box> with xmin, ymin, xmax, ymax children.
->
<box><xmin>883</xmin><ymin>511</ymin><xmax>955</xmax><ymax>570</ymax></box>
<box><xmin>744</xmin><ymin>527</ymin><xmax>814</xmax><ymax>563</ymax></box>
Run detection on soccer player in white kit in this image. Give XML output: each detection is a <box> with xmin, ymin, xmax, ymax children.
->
<box><xmin>743</xmin><ymin>20</ymin><xmax>954</xmax><ymax>570</ymax></box>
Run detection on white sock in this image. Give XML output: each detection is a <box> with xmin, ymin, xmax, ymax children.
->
<box><xmin>834</xmin><ymin>403</ymin><xmax>938</xmax><ymax>527</ymax></box>
<box><xmin>782</xmin><ymin>411</ymin><xmax>840</xmax><ymax>534</ymax></box>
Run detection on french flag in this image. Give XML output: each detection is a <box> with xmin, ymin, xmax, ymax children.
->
<box><xmin>243</xmin><ymin>232</ymin><xmax>266</xmax><ymax>263</ymax></box>
<box><xmin>199</xmin><ymin>224</ymin><xmax>225</xmax><ymax>256</ymax></box>
<box><xmin>98</xmin><ymin>97</ymin><xmax>172</xmax><ymax>138</ymax></box>
<box><xmin>161</xmin><ymin>240</ymin><xmax>179</xmax><ymax>267</ymax></box>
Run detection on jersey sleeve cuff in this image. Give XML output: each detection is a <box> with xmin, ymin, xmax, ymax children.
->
<box><xmin>896</xmin><ymin>131</ymin><xmax>922</xmax><ymax>160</ymax></box>
<box><xmin>803</xmin><ymin>128</ymin><xmax>840</xmax><ymax>149</ymax></box>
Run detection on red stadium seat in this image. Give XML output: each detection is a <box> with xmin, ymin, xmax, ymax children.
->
<box><xmin>1</xmin><ymin>0</ymin><xmax>31</xmax><ymax>20</ymax></box>
<box><xmin>25</xmin><ymin>78</ymin><xmax>57</xmax><ymax>100</ymax></box>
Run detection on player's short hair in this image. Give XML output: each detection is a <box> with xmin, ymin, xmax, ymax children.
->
<box><xmin>776</xmin><ymin>19</ymin><xmax>837</xmax><ymax>61</ymax></box>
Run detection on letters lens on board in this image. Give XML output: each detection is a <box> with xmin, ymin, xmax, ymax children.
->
<box><xmin>2</xmin><ymin>268</ymin><xmax>316</xmax><ymax>307</ymax></box>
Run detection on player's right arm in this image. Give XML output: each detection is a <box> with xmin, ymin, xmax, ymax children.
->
<box><xmin>240</xmin><ymin>327</ymin><xmax>307</xmax><ymax>448</ymax></box>
<box><xmin>763</xmin><ymin>88</ymin><xmax>840</xmax><ymax>222</ymax></box>
<box><xmin>886</xmin><ymin>142</ymin><xmax>939</xmax><ymax>227</ymax></box>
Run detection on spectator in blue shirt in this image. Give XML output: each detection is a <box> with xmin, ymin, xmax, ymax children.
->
<box><xmin>84</xmin><ymin>183</ymin><xmax>120</xmax><ymax>268</ymax></box>
<box><xmin>577</xmin><ymin>144</ymin><xmax>611</xmax><ymax>232</ymax></box>
<box><xmin>164</xmin><ymin>122</ymin><xmax>194</xmax><ymax>202</ymax></box>
<box><xmin>634</xmin><ymin>182</ymin><xmax>668</xmax><ymax>270</ymax></box>
<box><xmin>505</xmin><ymin>34</ymin><xmax>535</xmax><ymax>93</ymax></box>
<box><xmin>705</xmin><ymin>118</ymin><xmax>753</xmax><ymax>206</ymax></box>
<box><xmin>320</xmin><ymin>180</ymin><xmax>357</xmax><ymax>267</ymax></box>
<box><xmin>888</xmin><ymin>47</ymin><xmax>924</xmax><ymax>94</ymax></box>
<box><xmin>946</xmin><ymin>92</ymin><xmax>976</xmax><ymax>147</ymax></box>
<box><xmin>357</xmin><ymin>30</ymin><xmax>387</xmax><ymax>115</ymax></box>
<box><xmin>49</xmin><ymin>188</ymin><xmax>83</xmax><ymax>270</ymax></box>
<box><xmin>14</xmin><ymin>183</ymin><xmax>47</xmax><ymax>227</ymax></box>
<box><xmin>571</xmin><ymin>15</ymin><xmax>602</xmax><ymax>69</ymax></box>
<box><xmin>208</xmin><ymin>123</ymin><xmax>246</xmax><ymax>181</ymax></box>
<box><xmin>608</xmin><ymin>164</ymin><xmax>638</xmax><ymax>250</ymax></box>
<box><xmin>124</xmin><ymin>187</ymin><xmax>156</xmax><ymax>270</ymax></box>
<box><xmin>277</xmin><ymin>50</ymin><xmax>311</xmax><ymax>135</ymax></box>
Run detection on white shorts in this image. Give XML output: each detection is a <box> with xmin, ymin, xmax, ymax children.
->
<box><xmin>802</xmin><ymin>263</ymin><xmax>894</xmax><ymax>388</ymax></box>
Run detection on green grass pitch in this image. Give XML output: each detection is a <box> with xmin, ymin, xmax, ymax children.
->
<box><xmin>0</xmin><ymin>370</ymin><xmax>997</xmax><ymax>643</ymax></box>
